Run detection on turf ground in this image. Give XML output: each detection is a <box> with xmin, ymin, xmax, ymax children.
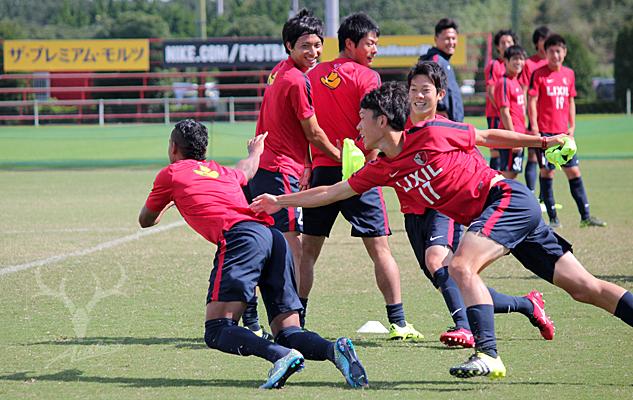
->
<box><xmin>1</xmin><ymin>115</ymin><xmax>633</xmax><ymax>399</ymax></box>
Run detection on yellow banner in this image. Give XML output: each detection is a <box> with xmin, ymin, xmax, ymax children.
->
<box><xmin>322</xmin><ymin>35</ymin><xmax>467</xmax><ymax>67</ymax></box>
<box><xmin>3</xmin><ymin>39</ymin><xmax>149</xmax><ymax>72</ymax></box>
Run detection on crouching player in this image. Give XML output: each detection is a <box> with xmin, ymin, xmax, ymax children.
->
<box><xmin>250</xmin><ymin>67</ymin><xmax>633</xmax><ymax>379</ymax></box>
<box><xmin>139</xmin><ymin>120</ymin><xmax>368</xmax><ymax>389</ymax></box>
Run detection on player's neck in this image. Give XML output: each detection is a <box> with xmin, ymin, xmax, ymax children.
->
<box><xmin>410</xmin><ymin>111</ymin><xmax>436</xmax><ymax>125</ymax></box>
<box><xmin>547</xmin><ymin>63</ymin><xmax>562</xmax><ymax>72</ymax></box>
<box><xmin>505</xmin><ymin>71</ymin><xmax>518</xmax><ymax>79</ymax></box>
<box><xmin>381</xmin><ymin>130</ymin><xmax>405</xmax><ymax>159</ymax></box>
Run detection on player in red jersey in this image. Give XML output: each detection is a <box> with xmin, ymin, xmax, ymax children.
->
<box><xmin>139</xmin><ymin>120</ymin><xmax>368</xmax><ymax>389</ymax></box>
<box><xmin>244</xmin><ymin>10</ymin><xmax>342</xmax><ymax>337</ymax></box>
<box><xmin>528</xmin><ymin>34</ymin><xmax>606</xmax><ymax>228</ymax></box>
<box><xmin>301</xmin><ymin>13</ymin><xmax>422</xmax><ymax>340</ymax></box>
<box><xmin>485</xmin><ymin>30</ymin><xmax>517</xmax><ymax>170</ymax></box>
<box><xmin>494</xmin><ymin>45</ymin><xmax>527</xmax><ymax>179</ymax></box>
<box><xmin>250</xmin><ymin>65</ymin><xmax>633</xmax><ymax>379</ymax></box>
<box><xmin>521</xmin><ymin>26</ymin><xmax>551</xmax><ymax>194</ymax></box>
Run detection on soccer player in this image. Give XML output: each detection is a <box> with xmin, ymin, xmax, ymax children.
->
<box><xmin>302</xmin><ymin>12</ymin><xmax>423</xmax><ymax>340</ymax></box>
<box><xmin>494</xmin><ymin>45</ymin><xmax>528</xmax><ymax>180</ymax></box>
<box><xmin>244</xmin><ymin>10</ymin><xmax>340</xmax><ymax>337</ymax></box>
<box><xmin>139</xmin><ymin>120</ymin><xmax>368</xmax><ymax>389</ymax></box>
<box><xmin>250</xmin><ymin>66</ymin><xmax>633</xmax><ymax>379</ymax></box>
<box><xmin>485</xmin><ymin>30</ymin><xmax>518</xmax><ymax>170</ymax></box>
<box><xmin>521</xmin><ymin>26</ymin><xmax>551</xmax><ymax>194</ymax></box>
<box><xmin>407</xmin><ymin>60</ymin><xmax>554</xmax><ymax>348</ymax></box>
<box><xmin>419</xmin><ymin>18</ymin><xmax>463</xmax><ymax>122</ymax></box>
<box><xmin>528</xmin><ymin>34</ymin><xmax>606</xmax><ymax>228</ymax></box>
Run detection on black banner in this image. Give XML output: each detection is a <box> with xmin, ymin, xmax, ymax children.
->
<box><xmin>163</xmin><ymin>39</ymin><xmax>287</xmax><ymax>68</ymax></box>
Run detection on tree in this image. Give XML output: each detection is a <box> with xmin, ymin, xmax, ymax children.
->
<box><xmin>96</xmin><ymin>10</ymin><xmax>170</xmax><ymax>39</ymax></box>
<box><xmin>562</xmin><ymin>33</ymin><xmax>595</xmax><ymax>99</ymax></box>
<box><xmin>615</xmin><ymin>23</ymin><xmax>633</xmax><ymax>109</ymax></box>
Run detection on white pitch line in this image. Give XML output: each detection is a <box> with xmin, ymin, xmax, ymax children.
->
<box><xmin>0</xmin><ymin>220</ymin><xmax>186</xmax><ymax>277</ymax></box>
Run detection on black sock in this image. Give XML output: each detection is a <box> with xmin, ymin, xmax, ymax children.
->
<box><xmin>275</xmin><ymin>326</ymin><xmax>334</xmax><ymax>362</ymax></box>
<box><xmin>466</xmin><ymin>304</ymin><xmax>497</xmax><ymax>358</ymax></box>
<box><xmin>434</xmin><ymin>267</ymin><xmax>470</xmax><ymax>330</ymax></box>
<box><xmin>386</xmin><ymin>303</ymin><xmax>406</xmax><ymax>327</ymax></box>
<box><xmin>204</xmin><ymin>318</ymin><xmax>287</xmax><ymax>363</ymax></box>
<box><xmin>241</xmin><ymin>299</ymin><xmax>260</xmax><ymax>331</ymax></box>
<box><xmin>539</xmin><ymin>176</ymin><xmax>557</xmax><ymax>220</ymax></box>
<box><xmin>525</xmin><ymin>160</ymin><xmax>537</xmax><ymax>192</ymax></box>
<box><xmin>489</xmin><ymin>157</ymin><xmax>500</xmax><ymax>170</ymax></box>
<box><xmin>488</xmin><ymin>287</ymin><xmax>533</xmax><ymax>317</ymax></box>
<box><xmin>614</xmin><ymin>291</ymin><xmax>633</xmax><ymax>327</ymax></box>
<box><xmin>299</xmin><ymin>297</ymin><xmax>308</xmax><ymax>328</ymax></box>
<box><xmin>568</xmin><ymin>177</ymin><xmax>591</xmax><ymax>220</ymax></box>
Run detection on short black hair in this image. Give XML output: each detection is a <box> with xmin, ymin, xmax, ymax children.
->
<box><xmin>544</xmin><ymin>33</ymin><xmax>566</xmax><ymax>50</ymax></box>
<box><xmin>338</xmin><ymin>12</ymin><xmax>380</xmax><ymax>52</ymax></box>
<box><xmin>360</xmin><ymin>81</ymin><xmax>409</xmax><ymax>131</ymax></box>
<box><xmin>282</xmin><ymin>9</ymin><xmax>324</xmax><ymax>55</ymax></box>
<box><xmin>434</xmin><ymin>18</ymin><xmax>458</xmax><ymax>36</ymax></box>
<box><xmin>493</xmin><ymin>29</ymin><xmax>518</xmax><ymax>47</ymax></box>
<box><xmin>532</xmin><ymin>26</ymin><xmax>551</xmax><ymax>47</ymax></box>
<box><xmin>171</xmin><ymin>119</ymin><xmax>208</xmax><ymax>161</ymax></box>
<box><xmin>407</xmin><ymin>61</ymin><xmax>447</xmax><ymax>93</ymax></box>
<box><xmin>503</xmin><ymin>45</ymin><xmax>527</xmax><ymax>60</ymax></box>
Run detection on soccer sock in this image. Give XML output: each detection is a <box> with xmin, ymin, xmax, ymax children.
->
<box><xmin>568</xmin><ymin>177</ymin><xmax>591</xmax><ymax>220</ymax></box>
<box><xmin>275</xmin><ymin>326</ymin><xmax>334</xmax><ymax>362</ymax></box>
<box><xmin>614</xmin><ymin>291</ymin><xmax>633</xmax><ymax>327</ymax></box>
<box><xmin>539</xmin><ymin>176</ymin><xmax>557</xmax><ymax>220</ymax></box>
<box><xmin>488</xmin><ymin>287</ymin><xmax>533</xmax><ymax>317</ymax></box>
<box><xmin>434</xmin><ymin>267</ymin><xmax>470</xmax><ymax>330</ymax></box>
<box><xmin>525</xmin><ymin>160</ymin><xmax>538</xmax><ymax>192</ymax></box>
<box><xmin>489</xmin><ymin>157</ymin><xmax>500</xmax><ymax>170</ymax></box>
<box><xmin>299</xmin><ymin>297</ymin><xmax>308</xmax><ymax>328</ymax></box>
<box><xmin>466</xmin><ymin>304</ymin><xmax>497</xmax><ymax>358</ymax></box>
<box><xmin>242</xmin><ymin>299</ymin><xmax>261</xmax><ymax>331</ymax></box>
<box><xmin>386</xmin><ymin>303</ymin><xmax>406</xmax><ymax>327</ymax></box>
<box><xmin>204</xmin><ymin>318</ymin><xmax>288</xmax><ymax>363</ymax></box>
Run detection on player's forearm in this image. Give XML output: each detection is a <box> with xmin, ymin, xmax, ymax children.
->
<box><xmin>476</xmin><ymin>128</ymin><xmax>545</xmax><ymax>148</ymax></box>
<box><xmin>499</xmin><ymin>108</ymin><xmax>514</xmax><ymax>132</ymax></box>
<box><xmin>235</xmin><ymin>150</ymin><xmax>262</xmax><ymax>181</ymax></box>
<box><xmin>306</xmin><ymin>131</ymin><xmax>340</xmax><ymax>162</ymax></box>
<box><xmin>139</xmin><ymin>202</ymin><xmax>173</xmax><ymax>228</ymax></box>
<box><xmin>528</xmin><ymin>97</ymin><xmax>539</xmax><ymax>132</ymax></box>
<box><xmin>277</xmin><ymin>181</ymin><xmax>355</xmax><ymax>208</ymax></box>
<box><xmin>568</xmin><ymin>99</ymin><xmax>576</xmax><ymax>135</ymax></box>
<box><xmin>486</xmin><ymin>86</ymin><xmax>498</xmax><ymax>110</ymax></box>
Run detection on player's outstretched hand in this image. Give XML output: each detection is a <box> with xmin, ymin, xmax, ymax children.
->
<box><xmin>250</xmin><ymin>194</ymin><xmax>282</xmax><ymax>215</ymax></box>
<box><xmin>299</xmin><ymin>167</ymin><xmax>311</xmax><ymax>191</ymax></box>
<box><xmin>248</xmin><ymin>132</ymin><xmax>268</xmax><ymax>155</ymax></box>
<box><xmin>544</xmin><ymin>134</ymin><xmax>567</xmax><ymax>148</ymax></box>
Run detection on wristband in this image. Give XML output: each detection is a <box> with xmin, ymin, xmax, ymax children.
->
<box><xmin>541</xmin><ymin>136</ymin><xmax>548</xmax><ymax>150</ymax></box>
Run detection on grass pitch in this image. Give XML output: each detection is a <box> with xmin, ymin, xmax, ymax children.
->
<box><xmin>1</xmin><ymin>115</ymin><xmax>632</xmax><ymax>399</ymax></box>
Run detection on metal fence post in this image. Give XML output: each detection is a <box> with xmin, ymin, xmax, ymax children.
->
<box><xmin>229</xmin><ymin>97</ymin><xmax>235</xmax><ymax>123</ymax></box>
<box><xmin>99</xmin><ymin>99</ymin><xmax>104</xmax><ymax>126</ymax></box>
<box><xmin>164</xmin><ymin>97</ymin><xmax>170</xmax><ymax>124</ymax></box>
<box><xmin>34</xmin><ymin>100</ymin><xmax>39</xmax><ymax>127</ymax></box>
<box><xmin>627</xmin><ymin>89</ymin><xmax>631</xmax><ymax>116</ymax></box>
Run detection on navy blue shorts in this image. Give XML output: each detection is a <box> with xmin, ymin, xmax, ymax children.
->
<box><xmin>247</xmin><ymin>168</ymin><xmax>303</xmax><ymax>233</ymax></box>
<box><xmin>467</xmin><ymin>179</ymin><xmax>572</xmax><ymax>282</ymax></box>
<box><xmin>207</xmin><ymin>221</ymin><xmax>303</xmax><ymax>323</ymax></box>
<box><xmin>498</xmin><ymin>148</ymin><xmax>524</xmax><ymax>172</ymax></box>
<box><xmin>539</xmin><ymin>133</ymin><xmax>579</xmax><ymax>170</ymax></box>
<box><xmin>487</xmin><ymin>117</ymin><xmax>501</xmax><ymax>129</ymax></box>
<box><xmin>404</xmin><ymin>210</ymin><xmax>462</xmax><ymax>284</ymax></box>
<box><xmin>302</xmin><ymin>166</ymin><xmax>391</xmax><ymax>237</ymax></box>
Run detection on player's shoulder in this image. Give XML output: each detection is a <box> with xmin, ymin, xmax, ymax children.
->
<box><xmin>561</xmin><ymin>65</ymin><xmax>575</xmax><ymax>76</ymax></box>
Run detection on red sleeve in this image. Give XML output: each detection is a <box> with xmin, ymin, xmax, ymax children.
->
<box><xmin>528</xmin><ymin>70</ymin><xmax>540</xmax><ymax>97</ymax></box>
<box><xmin>519</xmin><ymin>62</ymin><xmax>531</xmax><ymax>87</ymax></box>
<box><xmin>569</xmin><ymin>70</ymin><xmax>577</xmax><ymax>98</ymax></box>
<box><xmin>145</xmin><ymin>167</ymin><xmax>173</xmax><ymax>212</ymax></box>
<box><xmin>218</xmin><ymin>164</ymin><xmax>247</xmax><ymax>186</ymax></box>
<box><xmin>494</xmin><ymin>78</ymin><xmax>510</xmax><ymax>109</ymax></box>
<box><xmin>289</xmin><ymin>74</ymin><xmax>315</xmax><ymax>121</ymax></box>
<box><xmin>358</xmin><ymin>69</ymin><xmax>381</xmax><ymax>97</ymax></box>
<box><xmin>347</xmin><ymin>159</ymin><xmax>388</xmax><ymax>194</ymax></box>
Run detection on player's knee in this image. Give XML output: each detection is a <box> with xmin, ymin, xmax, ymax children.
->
<box><xmin>432</xmin><ymin>266</ymin><xmax>450</xmax><ymax>287</ymax></box>
<box><xmin>448</xmin><ymin>258</ymin><xmax>471</xmax><ymax>283</ymax></box>
<box><xmin>204</xmin><ymin>318</ymin><xmax>236</xmax><ymax>349</ymax></box>
<box><xmin>565</xmin><ymin>279</ymin><xmax>602</xmax><ymax>304</ymax></box>
<box><xmin>274</xmin><ymin>326</ymin><xmax>303</xmax><ymax>347</ymax></box>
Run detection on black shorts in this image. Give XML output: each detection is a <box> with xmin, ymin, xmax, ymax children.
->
<box><xmin>248</xmin><ymin>168</ymin><xmax>303</xmax><ymax>233</ymax></box>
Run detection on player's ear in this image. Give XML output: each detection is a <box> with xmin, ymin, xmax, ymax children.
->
<box><xmin>285</xmin><ymin>41</ymin><xmax>293</xmax><ymax>53</ymax></box>
<box><xmin>437</xmin><ymin>88</ymin><xmax>446</xmax><ymax>101</ymax></box>
<box><xmin>345</xmin><ymin>38</ymin><xmax>355</xmax><ymax>52</ymax></box>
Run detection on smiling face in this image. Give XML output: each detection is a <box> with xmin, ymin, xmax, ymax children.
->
<box><xmin>408</xmin><ymin>74</ymin><xmax>444</xmax><ymax>122</ymax></box>
<box><xmin>496</xmin><ymin>34</ymin><xmax>515</xmax><ymax>59</ymax></box>
<box><xmin>347</xmin><ymin>31</ymin><xmax>379</xmax><ymax>67</ymax></box>
<box><xmin>356</xmin><ymin>108</ymin><xmax>386</xmax><ymax>150</ymax></box>
<box><xmin>546</xmin><ymin>44</ymin><xmax>567</xmax><ymax>70</ymax></box>
<box><xmin>505</xmin><ymin>54</ymin><xmax>525</xmax><ymax>77</ymax></box>
<box><xmin>435</xmin><ymin>28</ymin><xmax>458</xmax><ymax>55</ymax></box>
<box><xmin>288</xmin><ymin>33</ymin><xmax>323</xmax><ymax>71</ymax></box>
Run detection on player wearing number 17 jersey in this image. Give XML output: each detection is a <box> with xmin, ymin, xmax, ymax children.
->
<box><xmin>528</xmin><ymin>33</ymin><xmax>606</xmax><ymax>228</ymax></box>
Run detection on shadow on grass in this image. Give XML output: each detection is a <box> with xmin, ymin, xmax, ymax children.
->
<box><xmin>1</xmin><ymin>369</ymin><xmax>629</xmax><ymax>390</ymax></box>
<box><xmin>0</xmin><ymin>369</ymin><xmax>482</xmax><ymax>391</ymax></box>
<box><xmin>28</xmin><ymin>337</ymin><xmax>203</xmax><ymax>348</ymax></box>
<box><xmin>594</xmin><ymin>274</ymin><xmax>633</xmax><ymax>283</ymax></box>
